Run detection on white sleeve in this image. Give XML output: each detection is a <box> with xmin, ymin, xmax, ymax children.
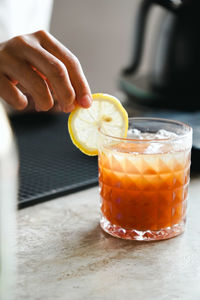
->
<box><xmin>0</xmin><ymin>0</ymin><xmax>54</xmax><ymax>114</ymax></box>
<box><xmin>0</xmin><ymin>0</ymin><xmax>54</xmax><ymax>42</ymax></box>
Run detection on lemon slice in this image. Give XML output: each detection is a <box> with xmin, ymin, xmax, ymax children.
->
<box><xmin>68</xmin><ymin>93</ymin><xmax>128</xmax><ymax>156</ymax></box>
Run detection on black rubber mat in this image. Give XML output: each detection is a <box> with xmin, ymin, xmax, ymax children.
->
<box><xmin>9</xmin><ymin>108</ymin><xmax>200</xmax><ymax>209</ymax></box>
<box><xmin>9</xmin><ymin>113</ymin><xmax>98</xmax><ymax>209</ymax></box>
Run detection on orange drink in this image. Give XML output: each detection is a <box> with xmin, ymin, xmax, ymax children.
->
<box><xmin>98</xmin><ymin>118</ymin><xmax>192</xmax><ymax>241</ymax></box>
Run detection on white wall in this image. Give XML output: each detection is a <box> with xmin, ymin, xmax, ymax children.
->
<box><xmin>50</xmin><ymin>0</ymin><xmax>140</xmax><ymax>95</ymax></box>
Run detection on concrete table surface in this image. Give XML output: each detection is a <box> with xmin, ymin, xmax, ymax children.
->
<box><xmin>15</xmin><ymin>177</ymin><xmax>200</xmax><ymax>300</ymax></box>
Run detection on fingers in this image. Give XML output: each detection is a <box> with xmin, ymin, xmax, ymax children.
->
<box><xmin>21</xmin><ymin>46</ymin><xmax>76</xmax><ymax>112</ymax></box>
<box><xmin>34</xmin><ymin>30</ymin><xmax>92</xmax><ymax>108</ymax></box>
<box><xmin>0</xmin><ymin>31</ymin><xmax>92</xmax><ymax>112</ymax></box>
<box><xmin>1</xmin><ymin>55</ymin><xmax>54</xmax><ymax>111</ymax></box>
<box><xmin>0</xmin><ymin>75</ymin><xmax>28</xmax><ymax>110</ymax></box>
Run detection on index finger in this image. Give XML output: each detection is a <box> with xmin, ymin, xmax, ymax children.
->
<box><xmin>34</xmin><ymin>30</ymin><xmax>92</xmax><ymax>108</ymax></box>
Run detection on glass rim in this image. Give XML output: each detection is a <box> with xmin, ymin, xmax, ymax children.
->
<box><xmin>99</xmin><ymin>117</ymin><xmax>193</xmax><ymax>143</ymax></box>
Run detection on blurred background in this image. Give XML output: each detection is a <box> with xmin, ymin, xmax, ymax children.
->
<box><xmin>50</xmin><ymin>0</ymin><xmax>160</xmax><ymax>95</ymax></box>
<box><xmin>51</xmin><ymin>0</ymin><xmax>136</xmax><ymax>94</ymax></box>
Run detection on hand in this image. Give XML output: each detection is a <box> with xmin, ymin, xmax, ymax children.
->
<box><xmin>0</xmin><ymin>30</ymin><xmax>92</xmax><ymax>112</ymax></box>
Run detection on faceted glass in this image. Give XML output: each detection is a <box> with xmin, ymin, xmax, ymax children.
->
<box><xmin>98</xmin><ymin>118</ymin><xmax>193</xmax><ymax>241</ymax></box>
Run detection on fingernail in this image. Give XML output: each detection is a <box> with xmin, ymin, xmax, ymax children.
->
<box><xmin>80</xmin><ymin>95</ymin><xmax>92</xmax><ymax>108</ymax></box>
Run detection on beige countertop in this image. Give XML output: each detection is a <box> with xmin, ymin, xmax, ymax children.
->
<box><xmin>14</xmin><ymin>177</ymin><xmax>200</xmax><ymax>300</ymax></box>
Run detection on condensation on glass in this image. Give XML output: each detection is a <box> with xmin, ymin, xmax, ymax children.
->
<box><xmin>98</xmin><ymin>118</ymin><xmax>193</xmax><ymax>241</ymax></box>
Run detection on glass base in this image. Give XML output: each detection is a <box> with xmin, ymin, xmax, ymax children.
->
<box><xmin>100</xmin><ymin>216</ymin><xmax>186</xmax><ymax>241</ymax></box>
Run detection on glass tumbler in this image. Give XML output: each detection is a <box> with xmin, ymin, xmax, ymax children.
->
<box><xmin>98</xmin><ymin>118</ymin><xmax>193</xmax><ymax>241</ymax></box>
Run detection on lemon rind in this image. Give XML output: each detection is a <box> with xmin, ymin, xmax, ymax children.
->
<box><xmin>68</xmin><ymin>93</ymin><xmax>128</xmax><ymax>156</ymax></box>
